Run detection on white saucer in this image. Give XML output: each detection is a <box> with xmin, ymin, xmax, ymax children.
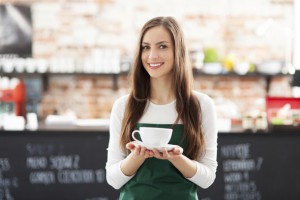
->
<box><xmin>132</xmin><ymin>141</ymin><xmax>176</xmax><ymax>152</ymax></box>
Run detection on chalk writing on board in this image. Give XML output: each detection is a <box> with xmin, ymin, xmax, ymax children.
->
<box><xmin>220</xmin><ymin>144</ymin><xmax>263</xmax><ymax>200</ymax></box>
<box><xmin>27</xmin><ymin>157</ymin><xmax>47</xmax><ymax>169</ymax></box>
<box><xmin>0</xmin><ymin>187</ymin><xmax>14</xmax><ymax>200</ymax></box>
<box><xmin>221</xmin><ymin>144</ymin><xmax>250</xmax><ymax>159</ymax></box>
<box><xmin>0</xmin><ymin>174</ymin><xmax>18</xmax><ymax>188</ymax></box>
<box><xmin>24</xmin><ymin>143</ymin><xmax>106</xmax><ymax>186</ymax></box>
<box><xmin>26</xmin><ymin>143</ymin><xmax>64</xmax><ymax>156</ymax></box>
<box><xmin>0</xmin><ymin>158</ymin><xmax>18</xmax><ymax>200</ymax></box>
<box><xmin>28</xmin><ymin>169</ymin><xmax>105</xmax><ymax>185</ymax></box>
<box><xmin>58</xmin><ymin>170</ymin><xmax>95</xmax><ymax>184</ymax></box>
<box><xmin>29</xmin><ymin>171</ymin><xmax>55</xmax><ymax>185</ymax></box>
<box><xmin>0</xmin><ymin>134</ymin><xmax>117</xmax><ymax>200</ymax></box>
<box><xmin>0</xmin><ymin>158</ymin><xmax>10</xmax><ymax>171</ymax></box>
<box><xmin>49</xmin><ymin>155</ymin><xmax>80</xmax><ymax>170</ymax></box>
<box><xmin>95</xmin><ymin>169</ymin><xmax>105</xmax><ymax>183</ymax></box>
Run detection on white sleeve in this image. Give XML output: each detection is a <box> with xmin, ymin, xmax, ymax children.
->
<box><xmin>187</xmin><ymin>95</ymin><xmax>218</xmax><ymax>189</ymax></box>
<box><xmin>105</xmin><ymin>95</ymin><xmax>134</xmax><ymax>189</ymax></box>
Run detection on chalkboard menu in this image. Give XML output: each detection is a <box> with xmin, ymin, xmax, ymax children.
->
<box><xmin>198</xmin><ymin>133</ymin><xmax>300</xmax><ymax>200</ymax></box>
<box><xmin>1</xmin><ymin>131</ymin><xmax>300</xmax><ymax>200</ymax></box>
<box><xmin>0</xmin><ymin>131</ymin><xmax>116</xmax><ymax>200</ymax></box>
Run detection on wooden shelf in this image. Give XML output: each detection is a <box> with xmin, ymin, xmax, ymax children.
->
<box><xmin>1</xmin><ymin>71</ymin><xmax>129</xmax><ymax>77</ymax></box>
<box><xmin>192</xmin><ymin>68</ymin><xmax>291</xmax><ymax>78</ymax></box>
<box><xmin>1</xmin><ymin>69</ymin><xmax>291</xmax><ymax>92</ymax></box>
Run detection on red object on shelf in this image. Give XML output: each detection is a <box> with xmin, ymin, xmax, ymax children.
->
<box><xmin>1</xmin><ymin>89</ymin><xmax>14</xmax><ymax>101</ymax></box>
<box><xmin>0</xmin><ymin>81</ymin><xmax>26</xmax><ymax>116</ymax></box>
<box><xmin>265</xmin><ymin>97</ymin><xmax>300</xmax><ymax>121</ymax></box>
<box><xmin>14</xmin><ymin>81</ymin><xmax>26</xmax><ymax>116</ymax></box>
<box><xmin>266</xmin><ymin>97</ymin><xmax>300</xmax><ymax>109</ymax></box>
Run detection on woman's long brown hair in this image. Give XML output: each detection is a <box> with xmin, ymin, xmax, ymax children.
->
<box><xmin>119</xmin><ymin>16</ymin><xmax>205</xmax><ymax>160</ymax></box>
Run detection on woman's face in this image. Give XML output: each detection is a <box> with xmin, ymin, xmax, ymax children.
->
<box><xmin>141</xmin><ymin>26</ymin><xmax>175</xmax><ymax>80</ymax></box>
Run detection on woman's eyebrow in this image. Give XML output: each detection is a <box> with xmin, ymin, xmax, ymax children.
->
<box><xmin>142</xmin><ymin>41</ymin><xmax>170</xmax><ymax>45</ymax></box>
<box><xmin>156</xmin><ymin>41</ymin><xmax>169</xmax><ymax>45</ymax></box>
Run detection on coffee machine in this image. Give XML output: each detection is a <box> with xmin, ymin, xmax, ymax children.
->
<box><xmin>0</xmin><ymin>79</ymin><xmax>26</xmax><ymax>117</ymax></box>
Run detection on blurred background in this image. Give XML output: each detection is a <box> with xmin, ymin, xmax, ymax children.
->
<box><xmin>0</xmin><ymin>0</ymin><xmax>299</xmax><ymax>132</ymax></box>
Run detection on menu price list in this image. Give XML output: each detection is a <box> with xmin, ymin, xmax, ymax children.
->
<box><xmin>221</xmin><ymin>143</ymin><xmax>263</xmax><ymax>200</ymax></box>
<box><xmin>0</xmin><ymin>133</ymin><xmax>118</xmax><ymax>200</ymax></box>
<box><xmin>0</xmin><ymin>158</ymin><xmax>17</xmax><ymax>200</ymax></box>
<box><xmin>199</xmin><ymin>134</ymin><xmax>300</xmax><ymax>200</ymax></box>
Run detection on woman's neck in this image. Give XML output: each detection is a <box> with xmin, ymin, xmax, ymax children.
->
<box><xmin>149</xmin><ymin>77</ymin><xmax>175</xmax><ymax>105</ymax></box>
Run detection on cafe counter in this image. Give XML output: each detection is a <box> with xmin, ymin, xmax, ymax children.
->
<box><xmin>0</xmin><ymin>128</ymin><xmax>299</xmax><ymax>200</ymax></box>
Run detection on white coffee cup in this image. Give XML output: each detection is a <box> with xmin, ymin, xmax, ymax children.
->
<box><xmin>132</xmin><ymin>127</ymin><xmax>172</xmax><ymax>146</ymax></box>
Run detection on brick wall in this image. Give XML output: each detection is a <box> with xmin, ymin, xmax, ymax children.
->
<box><xmin>194</xmin><ymin>75</ymin><xmax>291</xmax><ymax>119</ymax></box>
<box><xmin>41</xmin><ymin>75</ymin><xmax>130</xmax><ymax>119</ymax></box>
<box><xmin>39</xmin><ymin>74</ymin><xmax>291</xmax><ymax>119</ymax></box>
<box><xmin>1</xmin><ymin>0</ymin><xmax>294</xmax><ymax>120</ymax></box>
<box><xmin>29</xmin><ymin>0</ymin><xmax>293</xmax><ymax>63</ymax></box>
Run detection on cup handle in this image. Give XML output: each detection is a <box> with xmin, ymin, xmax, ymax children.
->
<box><xmin>132</xmin><ymin>130</ymin><xmax>141</xmax><ymax>142</ymax></box>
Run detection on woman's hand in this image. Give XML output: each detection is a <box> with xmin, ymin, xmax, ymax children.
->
<box><xmin>151</xmin><ymin>146</ymin><xmax>183</xmax><ymax>161</ymax></box>
<box><xmin>126</xmin><ymin>142</ymin><xmax>154</xmax><ymax>159</ymax></box>
<box><xmin>121</xmin><ymin>142</ymin><xmax>154</xmax><ymax>176</ymax></box>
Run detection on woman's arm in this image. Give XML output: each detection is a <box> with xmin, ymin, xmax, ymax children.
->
<box><xmin>106</xmin><ymin>96</ymin><xmax>132</xmax><ymax>189</ymax></box>
<box><xmin>120</xmin><ymin>143</ymin><xmax>153</xmax><ymax>176</ymax></box>
<box><xmin>106</xmin><ymin>96</ymin><xmax>153</xmax><ymax>189</ymax></box>
<box><xmin>186</xmin><ymin>95</ymin><xmax>218</xmax><ymax>188</ymax></box>
<box><xmin>152</xmin><ymin>147</ymin><xmax>197</xmax><ymax>178</ymax></box>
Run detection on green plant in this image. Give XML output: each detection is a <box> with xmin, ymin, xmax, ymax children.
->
<box><xmin>203</xmin><ymin>48</ymin><xmax>219</xmax><ymax>63</ymax></box>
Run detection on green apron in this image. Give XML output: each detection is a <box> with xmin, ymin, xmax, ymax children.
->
<box><xmin>119</xmin><ymin>123</ymin><xmax>198</xmax><ymax>200</ymax></box>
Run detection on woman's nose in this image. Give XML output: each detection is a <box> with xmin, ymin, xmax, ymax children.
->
<box><xmin>148</xmin><ymin>49</ymin><xmax>159</xmax><ymax>59</ymax></box>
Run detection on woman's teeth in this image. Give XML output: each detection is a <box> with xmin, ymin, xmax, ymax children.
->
<box><xmin>149</xmin><ymin>63</ymin><xmax>162</xmax><ymax>69</ymax></box>
<box><xmin>150</xmin><ymin>63</ymin><xmax>160</xmax><ymax>67</ymax></box>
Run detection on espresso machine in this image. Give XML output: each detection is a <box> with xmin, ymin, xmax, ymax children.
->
<box><xmin>0</xmin><ymin>78</ymin><xmax>26</xmax><ymax>117</ymax></box>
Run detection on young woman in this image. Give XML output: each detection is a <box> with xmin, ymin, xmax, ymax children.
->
<box><xmin>106</xmin><ymin>16</ymin><xmax>218</xmax><ymax>200</ymax></box>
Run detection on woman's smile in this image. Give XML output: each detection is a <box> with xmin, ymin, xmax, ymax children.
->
<box><xmin>148</xmin><ymin>62</ymin><xmax>164</xmax><ymax>69</ymax></box>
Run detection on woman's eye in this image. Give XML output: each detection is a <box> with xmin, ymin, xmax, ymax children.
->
<box><xmin>159</xmin><ymin>45</ymin><xmax>167</xmax><ymax>49</ymax></box>
<box><xmin>142</xmin><ymin>46</ymin><xmax>150</xmax><ymax>50</ymax></box>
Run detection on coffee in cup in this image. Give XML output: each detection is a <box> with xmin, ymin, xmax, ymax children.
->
<box><xmin>132</xmin><ymin>127</ymin><xmax>172</xmax><ymax>146</ymax></box>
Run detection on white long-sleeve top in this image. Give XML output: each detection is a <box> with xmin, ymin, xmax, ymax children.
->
<box><xmin>106</xmin><ymin>90</ymin><xmax>218</xmax><ymax>190</ymax></box>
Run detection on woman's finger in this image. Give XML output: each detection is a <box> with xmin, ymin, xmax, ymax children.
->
<box><xmin>126</xmin><ymin>142</ymin><xmax>136</xmax><ymax>151</ymax></box>
<box><xmin>152</xmin><ymin>148</ymin><xmax>163</xmax><ymax>159</ymax></box>
<box><xmin>162</xmin><ymin>148</ymin><xmax>169</xmax><ymax>158</ymax></box>
<box><xmin>148</xmin><ymin>150</ymin><xmax>154</xmax><ymax>157</ymax></box>
<box><xmin>144</xmin><ymin>150</ymin><xmax>153</xmax><ymax>158</ymax></box>
<box><xmin>134</xmin><ymin>145</ymin><xmax>142</xmax><ymax>155</ymax></box>
<box><xmin>140</xmin><ymin>146</ymin><xmax>147</xmax><ymax>156</ymax></box>
<box><xmin>172</xmin><ymin>146</ymin><xmax>183</xmax><ymax>155</ymax></box>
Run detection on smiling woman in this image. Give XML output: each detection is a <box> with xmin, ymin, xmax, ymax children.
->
<box><xmin>106</xmin><ymin>16</ymin><xmax>218</xmax><ymax>200</ymax></box>
<box><xmin>141</xmin><ymin>26</ymin><xmax>175</xmax><ymax>80</ymax></box>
